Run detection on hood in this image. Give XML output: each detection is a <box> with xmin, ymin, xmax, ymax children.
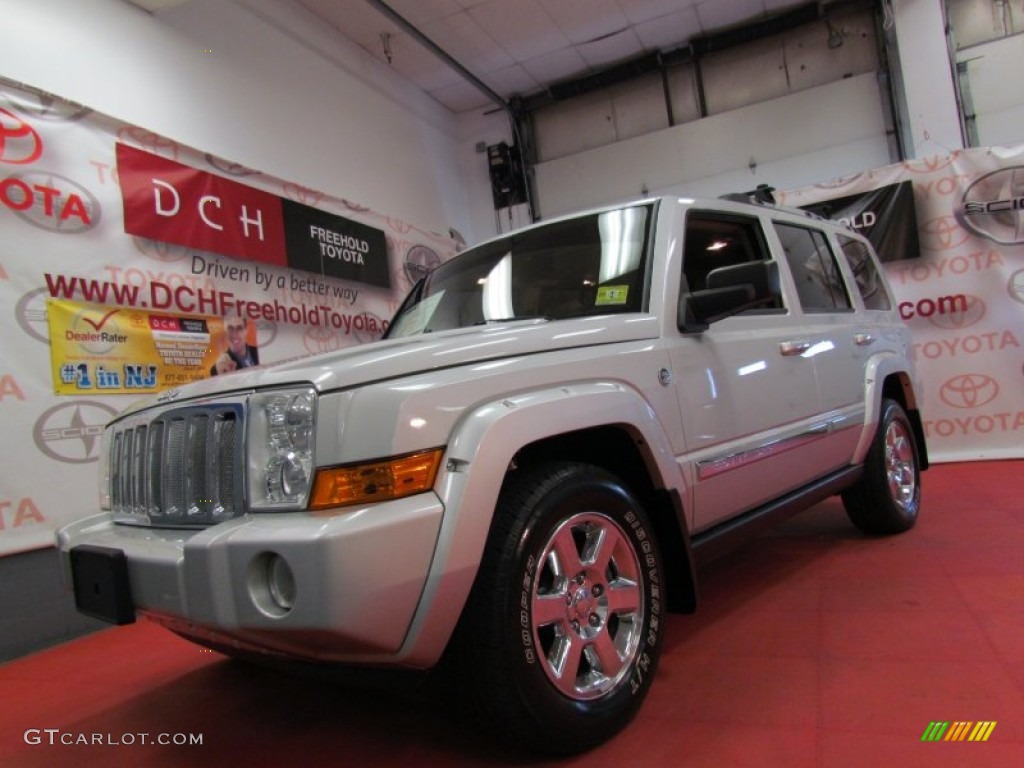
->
<box><xmin>116</xmin><ymin>314</ymin><xmax>660</xmax><ymax>419</ymax></box>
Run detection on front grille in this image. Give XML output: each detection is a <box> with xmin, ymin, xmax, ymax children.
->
<box><xmin>110</xmin><ymin>403</ymin><xmax>245</xmax><ymax>527</ymax></box>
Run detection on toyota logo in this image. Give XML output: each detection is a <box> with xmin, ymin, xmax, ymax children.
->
<box><xmin>902</xmin><ymin>155</ymin><xmax>955</xmax><ymax>175</ymax></box>
<box><xmin>303</xmin><ymin>325</ymin><xmax>344</xmax><ymax>355</ymax></box>
<box><xmin>282</xmin><ymin>182</ymin><xmax>323</xmax><ymax>207</ymax></box>
<box><xmin>205</xmin><ymin>153</ymin><xmax>258</xmax><ymax>176</ymax></box>
<box><xmin>813</xmin><ymin>172</ymin><xmax>864</xmax><ymax>190</ymax></box>
<box><xmin>1</xmin><ymin>170</ymin><xmax>100</xmax><ymax>233</ymax></box>
<box><xmin>132</xmin><ymin>236</ymin><xmax>189</xmax><ymax>263</ymax></box>
<box><xmin>958</xmin><ymin>167</ymin><xmax>1024</xmax><ymax>245</ymax></box>
<box><xmin>925</xmin><ymin>295</ymin><xmax>986</xmax><ymax>330</ymax></box>
<box><xmin>0</xmin><ymin>107</ymin><xmax>43</xmax><ymax>164</ymax></box>
<box><xmin>939</xmin><ymin>373</ymin><xmax>999</xmax><ymax>409</ymax></box>
<box><xmin>33</xmin><ymin>401</ymin><xmax>119</xmax><ymax>464</ymax></box>
<box><xmin>919</xmin><ymin>216</ymin><xmax>971</xmax><ymax>251</ymax></box>
<box><xmin>352</xmin><ymin>312</ymin><xmax>386</xmax><ymax>344</ymax></box>
<box><xmin>117</xmin><ymin>127</ymin><xmax>178</xmax><ymax>159</ymax></box>
<box><xmin>1</xmin><ymin>84</ymin><xmax>92</xmax><ymax>122</ymax></box>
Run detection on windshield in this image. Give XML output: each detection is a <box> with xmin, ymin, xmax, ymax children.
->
<box><xmin>386</xmin><ymin>204</ymin><xmax>654</xmax><ymax>338</ymax></box>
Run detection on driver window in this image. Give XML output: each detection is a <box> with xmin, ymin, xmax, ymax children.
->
<box><xmin>683</xmin><ymin>212</ymin><xmax>783</xmax><ymax>310</ymax></box>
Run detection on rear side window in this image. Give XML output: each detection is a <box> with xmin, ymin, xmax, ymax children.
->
<box><xmin>774</xmin><ymin>223</ymin><xmax>852</xmax><ymax>312</ymax></box>
<box><xmin>837</xmin><ymin>235</ymin><xmax>892</xmax><ymax>310</ymax></box>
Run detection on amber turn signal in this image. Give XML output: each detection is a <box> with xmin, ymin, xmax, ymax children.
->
<box><xmin>309</xmin><ymin>448</ymin><xmax>444</xmax><ymax>511</ymax></box>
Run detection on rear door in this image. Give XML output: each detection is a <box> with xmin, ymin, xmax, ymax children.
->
<box><xmin>768</xmin><ymin>220</ymin><xmax>873</xmax><ymax>471</ymax></box>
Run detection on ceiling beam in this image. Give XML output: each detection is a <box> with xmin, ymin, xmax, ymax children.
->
<box><xmin>363</xmin><ymin>0</ymin><xmax>511</xmax><ymax>115</ymax></box>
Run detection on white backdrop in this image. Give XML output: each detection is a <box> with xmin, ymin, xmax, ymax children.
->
<box><xmin>780</xmin><ymin>146</ymin><xmax>1024</xmax><ymax>464</ymax></box>
<box><xmin>0</xmin><ymin>80</ymin><xmax>455</xmax><ymax>556</ymax></box>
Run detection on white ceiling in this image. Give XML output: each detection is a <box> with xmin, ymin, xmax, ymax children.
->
<box><xmin>295</xmin><ymin>0</ymin><xmax>811</xmax><ymax>113</ymax></box>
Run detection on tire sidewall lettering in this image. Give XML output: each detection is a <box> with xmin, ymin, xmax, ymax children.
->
<box><xmin>515</xmin><ymin>485</ymin><xmax>662</xmax><ymax>702</ymax></box>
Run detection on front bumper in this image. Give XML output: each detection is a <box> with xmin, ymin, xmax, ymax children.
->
<box><xmin>57</xmin><ymin>494</ymin><xmax>444</xmax><ymax>665</ymax></box>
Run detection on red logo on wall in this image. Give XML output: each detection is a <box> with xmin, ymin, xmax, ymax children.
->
<box><xmin>0</xmin><ymin>107</ymin><xmax>43</xmax><ymax>165</ymax></box>
<box><xmin>903</xmin><ymin>155</ymin><xmax>955</xmax><ymax>175</ymax></box>
<box><xmin>919</xmin><ymin>216</ymin><xmax>971</xmax><ymax>251</ymax></box>
<box><xmin>939</xmin><ymin>374</ymin><xmax>999</xmax><ymax>409</ymax></box>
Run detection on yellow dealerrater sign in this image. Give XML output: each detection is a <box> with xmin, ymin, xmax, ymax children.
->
<box><xmin>47</xmin><ymin>298</ymin><xmax>223</xmax><ymax>395</ymax></box>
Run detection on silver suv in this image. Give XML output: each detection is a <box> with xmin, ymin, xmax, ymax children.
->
<box><xmin>59</xmin><ymin>194</ymin><xmax>927</xmax><ymax>754</ymax></box>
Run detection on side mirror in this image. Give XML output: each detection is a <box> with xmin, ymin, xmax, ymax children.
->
<box><xmin>678</xmin><ymin>261</ymin><xmax>778</xmax><ymax>333</ymax></box>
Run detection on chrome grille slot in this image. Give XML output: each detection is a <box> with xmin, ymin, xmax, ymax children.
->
<box><xmin>110</xmin><ymin>403</ymin><xmax>245</xmax><ymax>528</ymax></box>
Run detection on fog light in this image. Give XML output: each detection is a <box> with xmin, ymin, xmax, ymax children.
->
<box><xmin>267</xmin><ymin>554</ymin><xmax>296</xmax><ymax>612</ymax></box>
<box><xmin>250</xmin><ymin>552</ymin><xmax>297</xmax><ymax>618</ymax></box>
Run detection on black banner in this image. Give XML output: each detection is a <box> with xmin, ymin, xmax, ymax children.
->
<box><xmin>803</xmin><ymin>181</ymin><xmax>920</xmax><ymax>262</ymax></box>
<box><xmin>281</xmin><ymin>199</ymin><xmax>390</xmax><ymax>288</ymax></box>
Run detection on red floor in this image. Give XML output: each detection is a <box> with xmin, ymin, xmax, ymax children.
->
<box><xmin>1</xmin><ymin>461</ymin><xmax>1022</xmax><ymax>767</ymax></box>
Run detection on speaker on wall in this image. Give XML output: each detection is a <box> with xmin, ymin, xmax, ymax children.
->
<box><xmin>487</xmin><ymin>142</ymin><xmax>527</xmax><ymax>209</ymax></box>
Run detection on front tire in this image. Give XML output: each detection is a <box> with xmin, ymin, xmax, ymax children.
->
<box><xmin>842</xmin><ymin>398</ymin><xmax>921</xmax><ymax>534</ymax></box>
<box><xmin>450</xmin><ymin>462</ymin><xmax>664</xmax><ymax>755</ymax></box>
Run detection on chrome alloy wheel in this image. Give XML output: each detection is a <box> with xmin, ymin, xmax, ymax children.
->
<box><xmin>885</xmin><ymin>419</ymin><xmax>917</xmax><ymax>511</ymax></box>
<box><xmin>530</xmin><ymin>511</ymin><xmax>644</xmax><ymax>700</ymax></box>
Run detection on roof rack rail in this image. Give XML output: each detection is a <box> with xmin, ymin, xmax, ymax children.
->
<box><xmin>719</xmin><ymin>184</ymin><xmax>777</xmax><ymax>205</ymax></box>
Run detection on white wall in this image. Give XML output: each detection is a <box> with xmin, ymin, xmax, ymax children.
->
<box><xmin>0</xmin><ymin>0</ymin><xmax>476</xmax><ymax>241</ymax></box>
<box><xmin>958</xmin><ymin>35</ymin><xmax>1024</xmax><ymax>147</ymax></box>
<box><xmin>534</xmin><ymin>73</ymin><xmax>892</xmax><ymax>217</ymax></box>
<box><xmin>451</xmin><ymin>107</ymin><xmax>532</xmax><ymax>243</ymax></box>
<box><xmin>890</xmin><ymin>0</ymin><xmax>964</xmax><ymax>156</ymax></box>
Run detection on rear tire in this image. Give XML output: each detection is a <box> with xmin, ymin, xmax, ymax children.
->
<box><xmin>842</xmin><ymin>398</ymin><xmax>921</xmax><ymax>535</ymax></box>
<box><xmin>449</xmin><ymin>461</ymin><xmax>664</xmax><ymax>755</ymax></box>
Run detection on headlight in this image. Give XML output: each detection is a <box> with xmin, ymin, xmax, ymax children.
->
<box><xmin>248</xmin><ymin>387</ymin><xmax>316</xmax><ymax>510</ymax></box>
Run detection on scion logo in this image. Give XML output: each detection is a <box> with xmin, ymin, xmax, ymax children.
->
<box><xmin>1</xmin><ymin>171</ymin><xmax>100</xmax><ymax>233</ymax></box>
<box><xmin>404</xmin><ymin>244</ymin><xmax>441</xmax><ymax>287</ymax></box>
<box><xmin>15</xmin><ymin>287</ymin><xmax>50</xmax><ymax>344</ymax></box>
<box><xmin>1008</xmin><ymin>269</ymin><xmax>1024</xmax><ymax>306</ymax></box>
<box><xmin>939</xmin><ymin>374</ymin><xmax>999</xmax><ymax>409</ymax></box>
<box><xmin>919</xmin><ymin>216</ymin><xmax>971</xmax><ymax>251</ymax></box>
<box><xmin>33</xmin><ymin>401</ymin><xmax>118</xmax><ymax>464</ymax></box>
<box><xmin>0</xmin><ymin>106</ymin><xmax>43</xmax><ymax>164</ymax></box>
<box><xmin>958</xmin><ymin>167</ymin><xmax>1024</xmax><ymax>245</ymax></box>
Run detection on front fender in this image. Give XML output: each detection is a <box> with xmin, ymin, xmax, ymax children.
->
<box><xmin>397</xmin><ymin>380</ymin><xmax>683</xmax><ymax>667</ymax></box>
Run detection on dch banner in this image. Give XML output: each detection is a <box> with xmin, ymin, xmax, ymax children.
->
<box><xmin>0</xmin><ymin>78</ymin><xmax>456</xmax><ymax>556</ymax></box>
<box><xmin>779</xmin><ymin>148</ymin><xmax>1024</xmax><ymax>463</ymax></box>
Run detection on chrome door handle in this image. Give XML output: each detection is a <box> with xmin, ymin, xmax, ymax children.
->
<box><xmin>855</xmin><ymin>333</ymin><xmax>876</xmax><ymax>346</ymax></box>
<box><xmin>779</xmin><ymin>340</ymin><xmax>812</xmax><ymax>356</ymax></box>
